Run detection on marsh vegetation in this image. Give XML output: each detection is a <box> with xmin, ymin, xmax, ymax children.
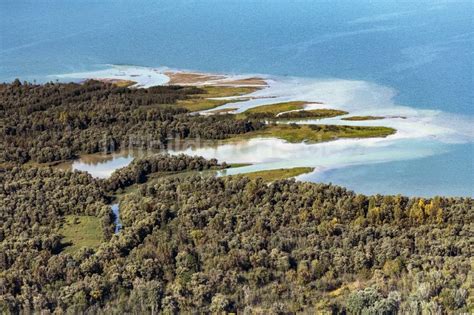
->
<box><xmin>228</xmin><ymin>124</ymin><xmax>396</xmax><ymax>143</ymax></box>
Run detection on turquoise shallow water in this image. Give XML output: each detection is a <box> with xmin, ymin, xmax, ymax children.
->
<box><xmin>1</xmin><ymin>0</ymin><xmax>472</xmax><ymax>196</ymax></box>
<box><xmin>301</xmin><ymin>143</ymin><xmax>474</xmax><ymax>197</ymax></box>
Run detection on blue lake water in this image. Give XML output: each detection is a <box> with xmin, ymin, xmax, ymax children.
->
<box><xmin>1</xmin><ymin>0</ymin><xmax>472</xmax><ymax>196</ymax></box>
<box><xmin>302</xmin><ymin>143</ymin><xmax>474</xmax><ymax>197</ymax></box>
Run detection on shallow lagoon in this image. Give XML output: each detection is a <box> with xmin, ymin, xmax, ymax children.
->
<box><xmin>55</xmin><ymin>152</ymin><xmax>135</xmax><ymax>179</ymax></box>
<box><xmin>56</xmin><ymin>135</ymin><xmax>472</xmax><ymax>197</ymax></box>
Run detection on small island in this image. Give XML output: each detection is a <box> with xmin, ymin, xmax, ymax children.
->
<box><xmin>277</xmin><ymin>108</ymin><xmax>348</xmax><ymax>119</ymax></box>
<box><xmin>228</xmin><ymin>123</ymin><xmax>396</xmax><ymax>143</ymax></box>
<box><xmin>230</xmin><ymin>167</ymin><xmax>314</xmax><ymax>182</ymax></box>
<box><xmin>234</xmin><ymin>101</ymin><xmax>349</xmax><ymax>120</ymax></box>
<box><xmin>342</xmin><ymin>115</ymin><xmax>386</xmax><ymax>121</ymax></box>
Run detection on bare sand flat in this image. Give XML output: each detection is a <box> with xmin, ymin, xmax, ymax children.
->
<box><xmin>164</xmin><ymin>72</ymin><xmax>225</xmax><ymax>85</ymax></box>
<box><xmin>164</xmin><ymin>71</ymin><xmax>267</xmax><ymax>87</ymax></box>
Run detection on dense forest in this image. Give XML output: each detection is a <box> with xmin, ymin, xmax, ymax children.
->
<box><xmin>1</xmin><ymin>162</ymin><xmax>472</xmax><ymax>313</ymax></box>
<box><xmin>1</xmin><ymin>80</ymin><xmax>263</xmax><ymax>163</ymax></box>
<box><xmin>1</xmin><ymin>81</ymin><xmax>472</xmax><ymax>314</ymax></box>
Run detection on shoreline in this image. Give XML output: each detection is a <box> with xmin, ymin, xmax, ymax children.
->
<box><xmin>47</xmin><ymin>65</ymin><xmax>472</xmax><ymax>143</ymax></box>
<box><xmin>41</xmin><ymin>64</ymin><xmax>473</xmax><ymax>196</ymax></box>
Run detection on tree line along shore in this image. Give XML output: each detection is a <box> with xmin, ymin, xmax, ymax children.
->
<box><xmin>1</xmin><ymin>79</ymin><xmax>396</xmax><ymax>165</ymax></box>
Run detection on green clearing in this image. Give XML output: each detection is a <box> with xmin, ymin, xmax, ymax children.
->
<box><xmin>236</xmin><ymin>101</ymin><xmax>308</xmax><ymax>119</ymax></box>
<box><xmin>177</xmin><ymin>86</ymin><xmax>260</xmax><ymax>112</ymax></box>
<box><xmin>228</xmin><ymin>124</ymin><xmax>396</xmax><ymax>143</ymax></box>
<box><xmin>199</xmin><ymin>86</ymin><xmax>260</xmax><ymax>98</ymax></box>
<box><xmin>233</xmin><ymin>167</ymin><xmax>314</xmax><ymax>182</ymax></box>
<box><xmin>342</xmin><ymin>115</ymin><xmax>385</xmax><ymax>121</ymax></box>
<box><xmin>277</xmin><ymin>108</ymin><xmax>348</xmax><ymax>119</ymax></box>
<box><xmin>229</xmin><ymin>163</ymin><xmax>252</xmax><ymax>168</ymax></box>
<box><xmin>59</xmin><ymin>215</ymin><xmax>103</xmax><ymax>253</ymax></box>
